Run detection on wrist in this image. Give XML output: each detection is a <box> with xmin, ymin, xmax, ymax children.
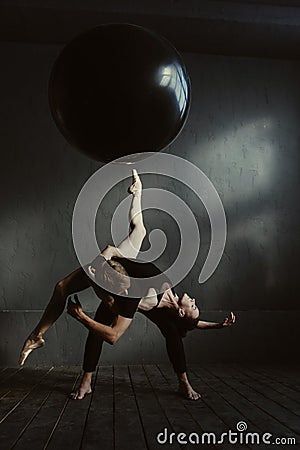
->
<box><xmin>79</xmin><ymin>311</ymin><xmax>88</xmax><ymax>323</ymax></box>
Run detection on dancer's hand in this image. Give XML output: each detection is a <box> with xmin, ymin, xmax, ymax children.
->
<box><xmin>67</xmin><ymin>294</ymin><xmax>84</xmax><ymax>321</ymax></box>
<box><xmin>222</xmin><ymin>311</ymin><xmax>236</xmax><ymax>327</ymax></box>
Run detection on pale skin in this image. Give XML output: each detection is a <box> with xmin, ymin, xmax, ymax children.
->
<box><xmin>68</xmin><ymin>294</ymin><xmax>235</xmax><ymax>400</ymax></box>
<box><xmin>19</xmin><ymin>170</ymin><xmax>145</xmax><ymax>363</ymax></box>
<box><xmin>20</xmin><ymin>169</ymin><xmax>236</xmax><ymax>401</ymax></box>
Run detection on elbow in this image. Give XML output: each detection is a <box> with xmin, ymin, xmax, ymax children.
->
<box><xmin>106</xmin><ymin>331</ymin><xmax>120</xmax><ymax>346</ymax></box>
<box><xmin>107</xmin><ymin>337</ymin><xmax>116</xmax><ymax>346</ymax></box>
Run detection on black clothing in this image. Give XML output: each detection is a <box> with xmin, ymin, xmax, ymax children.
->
<box><xmin>94</xmin><ymin>255</ymin><xmax>172</xmax><ymax>319</ymax></box>
<box><xmin>84</xmin><ymin>255</ymin><xmax>185</xmax><ymax>373</ymax></box>
<box><xmin>140</xmin><ymin>307</ymin><xmax>186</xmax><ymax>373</ymax></box>
<box><xmin>83</xmin><ymin>301</ymin><xmax>187</xmax><ymax>374</ymax></box>
<box><xmin>83</xmin><ymin>301</ymin><xmax>115</xmax><ymax>373</ymax></box>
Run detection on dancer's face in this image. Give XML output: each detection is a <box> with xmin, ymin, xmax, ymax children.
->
<box><xmin>178</xmin><ymin>293</ymin><xmax>199</xmax><ymax>320</ymax></box>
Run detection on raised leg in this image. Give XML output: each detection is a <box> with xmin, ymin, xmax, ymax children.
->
<box><xmin>116</xmin><ymin>169</ymin><xmax>146</xmax><ymax>259</ymax></box>
<box><xmin>19</xmin><ymin>268</ymin><xmax>92</xmax><ymax>365</ymax></box>
<box><xmin>72</xmin><ymin>172</ymin><xmax>147</xmax><ymax>396</ymax></box>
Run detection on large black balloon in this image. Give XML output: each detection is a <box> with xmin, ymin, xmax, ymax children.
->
<box><xmin>49</xmin><ymin>23</ymin><xmax>191</xmax><ymax>163</ymax></box>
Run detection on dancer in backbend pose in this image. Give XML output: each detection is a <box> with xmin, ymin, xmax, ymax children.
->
<box><xmin>19</xmin><ymin>169</ymin><xmax>235</xmax><ymax>400</ymax></box>
<box><xmin>68</xmin><ymin>292</ymin><xmax>235</xmax><ymax>401</ymax></box>
<box><xmin>65</xmin><ymin>170</ymin><xmax>235</xmax><ymax>400</ymax></box>
<box><xmin>19</xmin><ymin>169</ymin><xmax>147</xmax><ymax>365</ymax></box>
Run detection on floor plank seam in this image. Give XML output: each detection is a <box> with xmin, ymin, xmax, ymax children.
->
<box><xmin>127</xmin><ymin>366</ymin><xmax>149</xmax><ymax>450</ymax></box>
<box><xmin>231</xmin><ymin>364</ymin><xmax>300</xmax><ymax>412</ymax></box>
<box><xmin>79</xmin><ymin>366</ymin><xmax>98</xmax><ymax>450</ymax></box>
<box><xmin>0</xmin><ymin>368</ymin><xmax>23</xmax><ymax>385</ymax></box>
<box><xmin>142</xmin><ymin>365</ymin><xmax>180</xmax><ymax>446</ymax></box>
<box><xmin>112</xmin><ymin>365</ymin><xmax>115</xmax><ymax>450</ymax></box>
<box><xmin>0</xmin><ymin>390</ymin><xmax>11</xmax><ymax>401</ymax></box>
<box><xmin>190</xmin><ymin>368</ymin><xmax>257</xmax><ymax>449</ymax></box>
<box><xmin>0</xmin><ymin>367</ymin><xmax>54</xmax><ymax>425</ymax></box>
<box><xmin>203</xmin><ymin>366</ymin><xmax>300</xmax><ymax>439</ymax></box>
<box><xmin>243</xmin><ymin>364</ymin><xmax>300</xmax><ymax>395</ymax></box>
<box><xmin>228</xmin><ymin>368</ymin><xmax>300</xmax><ymax>420</ymax></box>
<box><xmin>10</xmin><ymin>384</ymin><xmax>56</xmax><ymax>449</ymax></box>
<box><xmin>42</xmin><ymin>371</ymin><xmax>81</xmax><ymax>450</ymax></box>
<box><xmin>1</xmin><ymin>365</ymin><xmax>299</xmax><ymax>449</ymax></box>
<box><xmin>156</xmin><ymin>364</ymin><xmax>218</xmax><ymax>440</ymax></box>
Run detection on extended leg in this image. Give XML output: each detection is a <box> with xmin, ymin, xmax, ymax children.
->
<box><xmin>140</xmin><ymin>309</ymin><xmax>201</xmax><ymax>400</ymax></box>
<box><xmin>71</xmin><ymin>301</ymin><xmax>115</xmax><ymax>400</ymax></box>
<box><xmin>115</xmin><ymin>169</ymin><xmax>146</xmax><ymax>259</ymax></box>
<box><xmin>19</xmin><ymin>268</ymin><xmax>92</xmax><ymax>365</ymax></box>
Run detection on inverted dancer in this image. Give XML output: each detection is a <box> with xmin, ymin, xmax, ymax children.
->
<box><xmin>20</xmin><ymin>169</ymin><xmax>235</xmax><ymax>400</ymax></box>
<box><xmin>19</xmin><ymin>169</ymin><xmax>147</xmax><ymax>365</ymax></box>
<box><xmin>68</xmin><ymin>292</ymin><xmax>235</xmax><ymax>400</ymax></box>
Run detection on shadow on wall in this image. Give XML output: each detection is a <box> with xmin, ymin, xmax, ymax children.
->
<box><xmin>167</xmin><ymin>55</ymin><xmax>300</xmax><ymax>313</ymax></box>
<box><xmin>0</xmin><ymin>48</ymin><xmax>299</xmax><ymax>365</ymax></box>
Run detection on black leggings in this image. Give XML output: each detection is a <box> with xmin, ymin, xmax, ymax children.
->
<box><xmin>83</xmin><ymin>301</ymin><xmax>115</xmax><ymax>372</ymax></box>
<box><xmin>83</xmin><ymin>302</ymin><xmax>187</xmax><ymax>374</ymax></box>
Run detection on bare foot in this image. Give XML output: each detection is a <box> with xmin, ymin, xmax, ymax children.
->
<box><xmin>70</xmin><ymin>381</ymin><xmax>92</xmax><ymax>400</ymax></box>
<box><xmin>19</xmin><ymin>335</ymin><xmax>45</xmax><ymax>366</ymax></box>
<box><xmin>128</xmin><ymin>169</ymin><xmax>142</xmax><ymax>194</ymax></box>
<box><xmin>178</xmin><ymin>383</ymin><xmax>201</xmax><ymax>400</ymax></box>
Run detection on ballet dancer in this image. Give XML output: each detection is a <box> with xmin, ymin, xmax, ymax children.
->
<box><xmin>20</xmin><ymin>169</ymin><xmax>235</xmax><ymax>401</ymax></box>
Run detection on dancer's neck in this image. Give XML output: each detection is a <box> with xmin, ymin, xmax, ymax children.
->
<box><xmin>158</xmin><ymin>288</ymin><xmax>179</xmax><ymax>310</ymax></box>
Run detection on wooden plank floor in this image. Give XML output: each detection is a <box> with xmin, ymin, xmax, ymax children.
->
<box><xmin>0</xmin><ymin>364</ymin><xmax>299</xmax><ymax>449</ymax></box>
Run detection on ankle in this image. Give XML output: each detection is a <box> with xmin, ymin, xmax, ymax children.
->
<box><xmin>82</xmin><ymin>372</ymin><xmax>93</xmax><ymax>382</ymax></box>
<box><xmin>29</xmin><ymin>332</ymin><xmax>43</xmax><ymax>340</ymax></box>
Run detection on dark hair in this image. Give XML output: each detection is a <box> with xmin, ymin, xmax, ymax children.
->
<box><xmin>175</xmin><ymin>312</ymin><xmax>200</xmax><ymax>338</ymax></box>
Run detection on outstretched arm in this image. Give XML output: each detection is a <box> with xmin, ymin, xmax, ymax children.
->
<box><xmin>67</xmin><ymin>295</ymin><xmax>132</xmax><ymax>345</ymax></box>
<box><xmin>197</xmin><ymin>311</ymin><xmax>236</xmax><ymax>330</ymax></box>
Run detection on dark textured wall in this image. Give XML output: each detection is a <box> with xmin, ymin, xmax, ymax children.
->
<box><xmin>0</xmin><ymin>42</ymin><xmax>299</xmax><ymax>366</ymax></box>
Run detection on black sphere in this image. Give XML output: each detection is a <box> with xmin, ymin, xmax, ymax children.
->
<box><xmin>48</xmin><ymin>23</ymin><xmax>191</xmax><ymax>163</ymax></box>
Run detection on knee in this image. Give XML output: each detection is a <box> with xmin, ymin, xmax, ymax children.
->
<box><xmin>55</xmin><ymin>279</ymin><xmax>67</xmax><ymax>297</ymax></box>
<box><xmin>134</xmin><ymin>223</ymin><xmax>147</xmax><ymax>238</ymax></box>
